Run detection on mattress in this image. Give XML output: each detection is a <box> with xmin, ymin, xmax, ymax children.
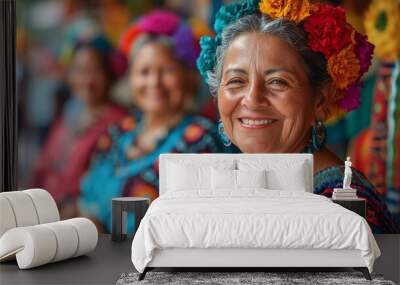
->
<box><xmin>131</xmin><ymin>190</ymin><xmax>380</xmax><ymax>273</ymax></box>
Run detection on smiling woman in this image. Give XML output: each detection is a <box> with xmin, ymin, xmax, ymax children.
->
<box><xmin>197</xmin><ymin>0</ymin><xmax>400</xmax><ymax>233</ymax></box>
<box><xmin>208</xmin><ymin>13</ymin><xmax>347</xmax><ymax>172</ymax></box>
<box><xmin>30</xmin><ymin>36</ymin><xmax>129</xmax><ymax>219</ymax></box>
<box><xmin>79</xmin><ymin>10</ymin><xmax>224</xmax><ymax>232</ymax></box>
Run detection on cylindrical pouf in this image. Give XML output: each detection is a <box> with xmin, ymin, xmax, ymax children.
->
<box><xmin>23</xmin><ymin>189</ymin><xmax>59</xmax><ymax>223</ymax></box>
<box><xmin>42</xmin><ymin>220</ymin><xmax>79</xmax><ymax>262</ymax></box>
<box><xmin>0</xmin><ymin>226</ymin><xmax>57</xmax><ymax>269</ymax></box>
<box><xmin>0</xmin><ymin>196</ymin><xmax>17</xmax><ymax>237</ymax></box>
<box><xmin>66</xmin><ymin>218</ymin><xmax>98</xmax><ymax>257</ymax></box>
<box><xmin>0</xmin><ymin>192</ymin><xmax>39</xmax><ymax>227</ymax></box>
<box><xmin>0</xmin><ymin>218</ymin><xmax>98</xmax><ymax>269</ymax></box>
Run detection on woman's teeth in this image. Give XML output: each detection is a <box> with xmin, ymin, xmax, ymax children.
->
<box><xmin>240</xmin><ymin>118</ymin><xmax>275</xmax><ymax>126</ymax></box>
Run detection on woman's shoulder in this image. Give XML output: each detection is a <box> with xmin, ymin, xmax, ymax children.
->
<box><xmin>185</xmin><ymin>115</ymin><xmax>217</xmax><ymax>130</ymax></box>
<box><xmin>314</xmin><ymin>165</ymin><xmax>374</xmax><ymax>190</ymax></box>
<box><xmin>181</xmin><ymin>115</ymin><xmax>219</xmax><ymax>140</ymax></box>
<box><xmin>312</xmin><ymin>148</ymin><xmax>342</xmax><ymax>173</ymax></box>
<box><xmin>105</xmin><ymin>103</ymin><xmax>130</xmax><ymax>120</ymax></box>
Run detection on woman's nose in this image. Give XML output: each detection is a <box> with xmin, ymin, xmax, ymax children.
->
<box><xmin>148</xmin><ymin>71</ymin><xmax>162</xmax><ymax>87</ymax></box>
<box><xmin>241</xmin><ymin>79</ymin><xmax>270</xmax><ymax>110</ymax></box>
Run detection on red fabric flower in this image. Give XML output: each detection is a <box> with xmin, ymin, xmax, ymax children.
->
<box><xmin>304</xmin><ymin>4</ymin><xmax>352</xmax><ymax>57</ymax></box>
<box><xmin>119</xmin><ymin>25</ymin><xmax>143</xmax><ymax>57</ymax></box>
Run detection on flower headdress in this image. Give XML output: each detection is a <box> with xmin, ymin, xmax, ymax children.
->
<box><xmin>197</xmin><ymin>0</ymin><xmax>375</xmax><ymax>114</ymax></box>
<box><xmin>119</xmin><ymin>10</ymin><xmax>199</xmax><ymax>68</ymax></box>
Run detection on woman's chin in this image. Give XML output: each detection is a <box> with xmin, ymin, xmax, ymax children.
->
<box><xmin>235</xmin><ymin>142</ymin><xmax>279</xmax><ymax>154</ymax></box>
<box><xmin>144</xmin><ymin>105</ymin><xmax>168</xmax><ymax>114</ymax></box>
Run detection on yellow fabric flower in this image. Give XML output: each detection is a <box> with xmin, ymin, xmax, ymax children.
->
<box><xmin>259</xmin><ymin>0</ymin><xmax>311</xmax><ymax>24</ymax></box>
<box><xmin>189</xmin><ymin>17</ymin><xmax>214</xmax><ymax>39</ymax></box>
<box><xmin>327</xmin><ymin>45</ymin><xmax>360</xmax><ymax>90</ymax></box>
<box><xmin>364</xmin><ymin>0</ymin><xmax>400</xmax><ymax>61</ymax></box>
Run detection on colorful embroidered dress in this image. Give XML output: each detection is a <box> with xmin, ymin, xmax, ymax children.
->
<box><xmin>79</xmin><ymin>114</ymin><xmax>224</xmax><ymax>231</ymax></box>
<box><xmin>314</xmin><ymin>166</ymin><xmax>400</xmax><ymax>233</ymax></box>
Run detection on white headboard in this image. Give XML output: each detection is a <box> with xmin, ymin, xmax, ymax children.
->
<box><xmin>159</xmin><ymin>153</ymin><xmax>313</xmax><ymax>195</ymax></box>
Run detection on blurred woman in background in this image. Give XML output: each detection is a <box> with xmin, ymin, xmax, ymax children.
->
<box><xmin>79</xmin><ymin>10</ymin><xmax>224</xmax><ymax>232</ymax></box>
<box><xmin>31</xmin><ymin>35</ymin><xmax>128</xmax><ymax>219</ymax></box>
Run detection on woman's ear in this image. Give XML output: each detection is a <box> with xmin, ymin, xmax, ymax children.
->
<box><xmin>314</xmin><ymin>82</ymin><xmax>336</xmax><ymax>122</ymax></box>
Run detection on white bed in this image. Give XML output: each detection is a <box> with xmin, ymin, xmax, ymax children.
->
<box><xmin>131</xmin><ymin>154</ymin><xmax>380</xmax><ymax>280</ymax></box>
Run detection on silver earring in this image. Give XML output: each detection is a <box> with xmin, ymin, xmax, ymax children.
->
<box><xmin>218</xmin><ymin>121</ymin><xmax>231</xmax><ymax>147</ymax></box>
<box><xmin>311</xmin><ymin>120</ymin><xmax>327</xmax><ymax>151</ymax></box>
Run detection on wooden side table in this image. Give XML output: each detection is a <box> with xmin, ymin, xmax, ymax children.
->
<box><xmin>331</xmin><ymin>198</ymin><xmax>366</xmax><ymax>218</ymax></box>
<box><xmin>111</xmin><ymin>197</ymin><xmax>150</xmax><ymax>242</ymax></box>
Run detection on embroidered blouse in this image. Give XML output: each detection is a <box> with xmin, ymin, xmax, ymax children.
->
<box><xmin>78</xmin><ymin>114</ymin><xmax>224</xmax><ymax>231</ymax></box>
<box><xmin>314</xmin><ymin>166</ymin><xmax>400</xmax><ymax>233</ymax></box>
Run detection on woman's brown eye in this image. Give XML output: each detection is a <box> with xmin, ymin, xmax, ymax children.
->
<box><xmin>267</xmin><ymin>78</ymin><xmax>289</xmax><ymax>91</ymax></box>
<box><xmin>226</xmin><ymin>79</ymin><xmax>244</xmax><ymax>85</ymax></box>
<box><xmin>270</xmin><ymin>79</ymin><xmax>288</xmax><ymax>86</ymax></box>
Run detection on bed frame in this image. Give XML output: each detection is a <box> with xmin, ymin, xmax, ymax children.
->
<box><xmin>138</xmin><ymin>154</ymin><xmax>372</xmax><ymax>281</ymax></box>
<box><xmin>139</xmin><ymin>248</ymin><xmax>371</xmax><ymax>280</ymax></box>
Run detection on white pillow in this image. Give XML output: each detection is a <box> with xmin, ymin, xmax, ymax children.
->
<box><xmin>267</xmin><ymin>167</ymin><xmax>307</xmax><ymax>191</ymax></box>
<box><xmin>167</xmin><ymin>160</ymin><xmax>235</xmax><ymax>192</ymax></box>
<box><xmin>238</xmin><ymin>159</ymin><xmax>309</xmax><ymax>191</ymax></box>
<box><xmin>167</xmin><ymin>162</ymin><xmax>209</xmax><ymax>191</ymax></box>
<box><xmin>211</xmin><ymin>169</ymin><xmax>267</xmax><ymax>190</ymax></box>
<box><xmin>211</xmin><ymin>168</ymin><xmax>236</xmax><ymax>190</ymax></box>
<box><xmin>237</xmin><ymin>169</ymin><xmax>267</xmax><ymax>189</ymax></box>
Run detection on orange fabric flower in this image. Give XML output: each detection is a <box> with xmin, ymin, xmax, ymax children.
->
<box><xmin>97</xmin><ymin>134</ymin><xmax>112</xmax><ymax>151</ymax></box>
<box><xmin>184</xmin><ymin>124</ymin><xmax>205</xmax><ymax>143</ymax></box>
<box><xmin>120</xmin><ymin>116</ymin><xmax>136</xmax><ymax>132</ymax></box>
<box><xmin>130</xmin><ymin>182</ymin><xmax>158</xmax><ymax>201</ymax></box>
<box><xmin>327</xmin><ymin>45</ymin><xmax>360</xmax><ymax>90</ymax></box>
<box><xmin>259</xmin><ymin>0</ymin><xmax>311</xmax><ymax>24</ymax></box>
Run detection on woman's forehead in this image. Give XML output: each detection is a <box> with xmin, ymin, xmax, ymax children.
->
<box><xmin>223</xmin><ymin>32</ymin><xmax>305</xmax><ymax>76</ymax></box>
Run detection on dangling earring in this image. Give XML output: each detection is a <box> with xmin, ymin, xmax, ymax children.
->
<box><xmin>310</xmin><ymin>120</ymin><xmax>327</xmax><ymax>152</ymax></box>
<box><xmin>218</xmin><ymin>121</ymin><xmax>232</xmax><ymax>147</ymax></box>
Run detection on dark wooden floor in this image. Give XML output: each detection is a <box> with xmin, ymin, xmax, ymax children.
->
<box><xmin>0</xmin><ymin>234</ymin><xmax>398</xmax><ymax>284</ymax></box>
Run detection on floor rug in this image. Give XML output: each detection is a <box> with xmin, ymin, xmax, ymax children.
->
<box><xmin>117</xmin><ymin>271</ymin><xmax>396</xmax><ymax>285</ymax></box>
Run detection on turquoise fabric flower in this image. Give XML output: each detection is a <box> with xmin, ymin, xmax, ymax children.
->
<box><xmin>197</xmin><ymin>0</ymin><xmax>259</xmax><ymax>82</ymax></box>
<box><xmin>197</xmin><ymin>36</ymin><xmax>218</xmax><ymax>81</ymax></box>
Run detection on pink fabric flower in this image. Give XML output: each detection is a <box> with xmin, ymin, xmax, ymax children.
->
<box><xmin>354</xmin><ymin>32</ymin><xmax>374</xmax><ymax>76</ymax></box>
<box><xmin>139</xmin><ymin>10</ymin><xmax>180</xmax><ymax>35</ymax></box>
<box><xmin>340</xmin><ymin>84</ymin><xmax>362</xmax><ymax>111</ymax></box>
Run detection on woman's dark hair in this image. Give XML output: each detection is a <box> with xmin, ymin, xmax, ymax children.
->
<box><xmin>73</xmin><ymin>36</ymin><xmax>127</xmax><ymax>83</ymax></box>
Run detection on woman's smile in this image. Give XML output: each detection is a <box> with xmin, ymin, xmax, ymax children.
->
<box><xmin>238</xmin><ymin>117</ymin><xmax>278</xmax><ymax>129</ymax></box>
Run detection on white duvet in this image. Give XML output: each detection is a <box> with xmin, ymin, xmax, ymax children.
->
<box><xmin>131</xmin><ymin>190</ymin><xmax>380</xmax><ymax>273</ymax></box>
